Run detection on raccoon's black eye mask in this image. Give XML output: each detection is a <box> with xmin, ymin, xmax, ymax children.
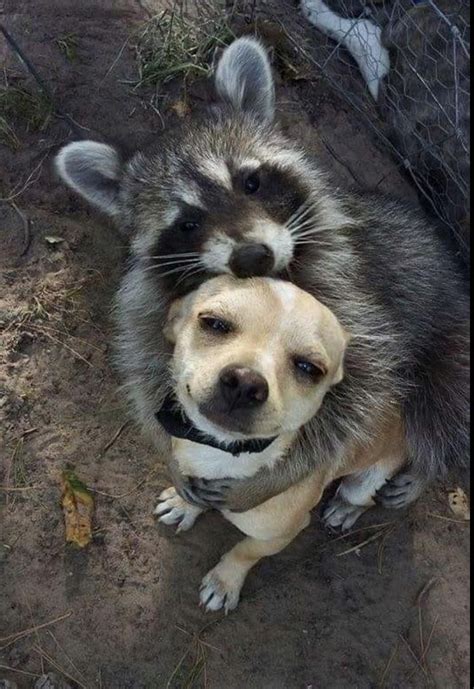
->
<box><xmin>155</xmin><ymin>393</ymin><xmax>276</xmax><ymax>457</ymax></box>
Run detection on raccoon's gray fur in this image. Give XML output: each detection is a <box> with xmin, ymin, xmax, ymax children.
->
<box><xmin>379</xmin><ymin>0</ymin><xmax>470</xmax><ymax>266</ymax></box>
<box><xmin>55</xmin><ymin>38</ymin><xmax>469</xmax><ymax>512</ymax></box>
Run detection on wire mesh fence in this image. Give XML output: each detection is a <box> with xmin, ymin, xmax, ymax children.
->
<box><xmin>295</xmin><ymin>0</ymin><xmax>470</xmax><ymax>261</ymax></box>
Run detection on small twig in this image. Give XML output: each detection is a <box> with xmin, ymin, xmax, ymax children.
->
<box><xmin>427</xmin><ymin>512</ymin><xmax>470</xmax><ymax>524</ymax></box>
<box><xmin>0</xmin><ymin>663</ymin><xmax>40</xmax><ymax>678</ymax></box>
<box><xmin>0</xmin><ymin>484</ymin><xmax>40</xmax><ymax>491</ymax></box>
<box><xmin>336</xmin><ymin>525</ymin><xmax>393</xmax><ymax>557</ymax></box>
<box><xmin>22</xmin><ymin>427</ymin><xmax>39</xmax><ymax>437</ymax></box>
<box><xmin>0</xmin><ymin>152</ymin><xmax>48</xmax><ymax>203</ymax></box>
<box><xmin>420</xmin><ymin>614</ymin><xmax>440</xmax><ymax>666</ymax></box>
<box><xmin>0</xmin><ymin>610</ymin><xmax>73</xmax><ymax>650</ymax></box>
<box><xmin>47</xmin><ymin>630</ymin><xmax>89</xmax><ymax>685</ymax></box>
<box><xmin>415</xmin><ymin>577</ymin><xmax>438</xmax><ymax>607</ymax></box>
<box><xmin>378</xmin><ymin>639</ymin><xmax>399</xmax><ymax>688</ymax></box>
<box><xmin>418</xmin><ymin>605</ymin><xmax>425</xmax><ymax>661</ymax></box>
<box><xmin>100</xmin><ymin>420</ymin><xmax>131</xmax><ymax>456</ymax></box>
<box><xmin>399</xmin><ymin>634</ymin><xmax>428</xmax><ymax>677</ymax></box>
<box><xmin>32</xmin><ymin>645</ymin><xmax>89</xmax><ymax>689</ymax></box>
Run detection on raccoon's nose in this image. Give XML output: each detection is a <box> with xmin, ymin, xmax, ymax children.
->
<box><xmin>219</xmin><ymin>365</ymin><xmax>269</xmax><ymax>410</ymax></box>
<box><xmin>229</xmin><ymin>243</ymin><xmax>274</xmax><ymax>278</ymax></box>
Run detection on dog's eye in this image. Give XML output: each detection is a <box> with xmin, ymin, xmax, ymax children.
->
<box><xmin>244</xmin><ymin>171</ymin><xmax>260</xmax><ymax>195</ymax></box>
<box><xmin>199</xmin><ymin>316</ymin><xmax>233</xmax><ymax>334</ymax></box>
<box><xmin>179</xmin><ymin>220</ymin><xmax>200</xmax><ymax>233</ymax></box>
<box><xmin>293</xmin><ymin>358</ymin><xmax>325</xmax><ymax>382</ymax></box>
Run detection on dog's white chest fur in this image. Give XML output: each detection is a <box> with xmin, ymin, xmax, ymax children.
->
<box><xmin>174</xmin><ymin>435</ymin><xmax>293</xmax><ymax>480</ymax></box>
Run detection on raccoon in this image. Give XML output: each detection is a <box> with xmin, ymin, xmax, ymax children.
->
<box><xmin>55</xmin><ymin>38</ymin><xmax>469</xmax><ymax>514</ymax></box>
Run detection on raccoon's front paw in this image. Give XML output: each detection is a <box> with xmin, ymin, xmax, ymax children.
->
<box><xmin>199</xmin><ymin>563</ymin><xmax>245</xmax><ymax>614</ymax></box>
<box><xmin>374</xmin><ymin>470</ymin><xmax>425</xmax><ymax>509</ymax></box>
<box><xmin>322</xmin><ymin>496</ymin><xmax>369</xmax><ymax>531</ymax></box>
<box><xmin>154</xmin><ymin>486</ymin><xmax>203</xmax><ymax>532</ymax></box>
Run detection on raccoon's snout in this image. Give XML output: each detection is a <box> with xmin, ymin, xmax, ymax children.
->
<box><xmin>229</xmin><ymin>243</ymin><xmax>274</xmax><ymax>278</ymax></box>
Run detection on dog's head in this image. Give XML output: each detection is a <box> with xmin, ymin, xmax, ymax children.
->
<box><xmin>165</xmin><ymin>276</ymin><xmax>349</xmax><ymax>442</ymax></box>
<box><xmin>55</xmin><ymin>38</ymin><xmax>348</xmax><ymax>296</ymax></box>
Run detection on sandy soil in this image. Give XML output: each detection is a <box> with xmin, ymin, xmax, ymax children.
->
<box><xmin>0</xmin><ymin>1</ymin><xmax>469</xmax><ymax>688</ymax></box>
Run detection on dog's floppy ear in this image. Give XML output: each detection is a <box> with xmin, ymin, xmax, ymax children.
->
<box><xmin>333</xmin><ymin>329</ymin><xmax>351</xmax><ymax>385</ymax></box>
<box><xmin>214</xmin><ymin>37</ymin><xmax>275</xmax><ymax>122</ymax></box>
<box><xmin>55</xmin><ymin>140</ymin><xmax>122</xmax><ymax>216</ymax></box>
<box><xmin>164</xmin><ymin>294</ymin><xmax>195</xmax><ymax>344</ymax></box>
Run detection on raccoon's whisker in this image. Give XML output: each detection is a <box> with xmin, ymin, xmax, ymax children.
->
<box><xmin>288</xmin><ymin>219</ymin><xmax>319</xmax><ymax>236</ymax></box>
<box><xmin>286</xmin><ymin>198</ymin><xmax>318</xmax><ymax>225</ymax></box>
<box><xmin>143</xmin><ymin>259</ymin><xmax>200</xmax><ymax>275</ymax></box>
<box><xmin>285</xmin><ymin>200</ymin><xmax>320</xmax><ymax>231</ymax></box>
<box><xmin>151</xmin><ymin>263</ymin><xmax>201</xmax><ymax>279</ymax></box>
<box><xmin>174</xmin><ymin>264</ymin><xmax>204</xmax><ymax>288</ymax></box>
<box><xmin>148</xmin><ymin>258</ymin><xmax>201</xmax><ymax>269</ymax></box>
<box><xmin>293</xmin><ymin>224</ymin><xmax>338</xmax><ymax>241</ymax></box>
<box><xmin>148</xmin><ymin>252</ymin><xmax>201</xmax><ymax>260</ymax></box>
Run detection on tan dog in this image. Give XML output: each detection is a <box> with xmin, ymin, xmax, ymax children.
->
<box><xmin>155</xmin><ymin>276</ymin><xmax>405</xmax><ymax>612</ymax></box>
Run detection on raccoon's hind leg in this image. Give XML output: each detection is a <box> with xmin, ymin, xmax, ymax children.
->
<box><xmin>322</xmin><ymin>454</ymin><xmax>404</xmax><ymax>531</ymax></box>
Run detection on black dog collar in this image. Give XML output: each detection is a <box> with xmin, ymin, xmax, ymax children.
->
<box><xmin>155</xmin><ymin>394</ymin><xmax>277</xmax><ymax>457</ymax></box>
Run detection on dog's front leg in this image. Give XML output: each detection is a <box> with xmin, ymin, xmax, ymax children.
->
<box><xmin>199</xmin><ymin>517</ymin><xmax>310</xmax><ymax>614</ymax></box>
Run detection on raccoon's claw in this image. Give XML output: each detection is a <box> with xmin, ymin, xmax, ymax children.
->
<box><xmin>181</xmin><ymin>476</ymin><xmax>234</xmax><ymax>509</ymax></box>
<box><xmin>374</xmin><ymin>471</ymin><xmax>425</xmax><ymax>509</ymax></box>
<box><xmin>199</xmin><ymin>566</ymin><xmax>242</xmax><ymax>614</ymax></box>
<box><xmin>154</xmin><ymin>486</ymin><xmax>203</xmax><ymax>532</ymax></box>
<box><xmin>322</xmin><ymin>497</ymin><xmax>369</xmax><ymax>531</ymax></box>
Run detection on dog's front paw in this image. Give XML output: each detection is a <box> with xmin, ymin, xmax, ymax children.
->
<box><xmin>322</xmin><ymin>496</ymin><xmax>369</xmax><ymax>531</ymax></box>
<box><xmin>154</xmin><ymin>486</ymin><xmax>202</xmax><ymax>532</ymax></box>
<box><xmin>199</xmin><ymin>564</ymin><xmax>244</xmax><ymax>614</ymax></box>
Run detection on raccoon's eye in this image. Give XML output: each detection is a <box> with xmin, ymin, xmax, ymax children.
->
<box><xmin>244</xmin><ymin>171</ymin><xmax>261</xmax><ymax>195</ymax></box>
<box><xmin>199</xmin><ymin>315</ymin><xmax>233</xmax><ymax>335</ymax></box>
<box><xmin>293</xmin><ymin>358</ymin><xmax>326</xmax><ymax>383</ymax></box>
<box><xmin>180</xmin><ymin>220</ymin><xmax>201</xmax><ymax>233</ymax></box>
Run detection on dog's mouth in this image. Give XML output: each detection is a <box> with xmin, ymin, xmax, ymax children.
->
<box><xmin>197</xmin><ymin>403</ymin><xmax>256</xmax><ymax>435</ymax></box>
<box><xmin>155</xmin><ymin>393</ymin><xmax>277</xmax><ymax>456</ymax></box>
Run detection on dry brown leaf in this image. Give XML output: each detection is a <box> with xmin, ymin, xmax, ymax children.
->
<box><xmin>61</xmin><ymin>469</ymin><xmax>94</xmax><ymax>547</ymax></box>
<box><xmin>448</xmin><ymin>487</ymin><xmax>470</xmax><ymax>521</ymax></box>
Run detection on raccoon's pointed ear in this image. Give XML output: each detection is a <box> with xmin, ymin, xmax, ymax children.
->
<box><xmin>215</xmin><ymin>37</ymin><xmax>275</xmax><ymax>122</ymax></box>
<box><xmin>55</xmin><ymin>141</ymin><xmax>122</xmax><ymax>216</ymax></box>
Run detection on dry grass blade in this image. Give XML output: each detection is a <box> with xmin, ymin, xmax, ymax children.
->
<box><xmin>0</xmin><ymin>484</ymin><xmax>40</xmax><ymax>491</ymax></box>
<box><xmin>100</xmin><ymin>420</ymin><xmax>131</xmax><ymax>456</ymax></box>
<box><xmin>427</xmin><ymin>512</ymin><xmax>470</xmax><ymax>524</ymax></box>
<box><xmin>336</xmin><ymin>525</ymin><xmax>394</xmax><ymax>557</ymax></box>
<box><xmin>415</xmin><ymin>577</ymin><xmax>438</xmax><ymax>607</ymax></box>
<box><xmin>47</xmin><ymin>630</ymin><xmax>89</xmax><ymax>685</ymax></box>
<box><xmin>0</xmin><ymin>610</ymin><xmax>73</xmax><ymax>650</ymax></box>
<box><xmin>133</xmin><ymin>6</ymin><xmax>234</xmax><ymax>89</ymax></box>
<box><xmin>0</xmin><ymin>663</ymin><xmax>40</xmax><ymax>678</ymax></box>
<box><xmin>399</xmin><ymin>634</ymin><xmax>428</xmax><ymax>677</ymax></box>
<box><xmin>378</xmin><ymin>639</ymin><xmax>399</xmax><ymax>688</ymax></box>
<box><xmin>32</xmin><ymin>645</ymin><xmax>89</xmax><ymax>689</ymax></box>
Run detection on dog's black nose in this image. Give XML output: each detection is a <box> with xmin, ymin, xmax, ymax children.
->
<box><xmin>229</xmin><ymin>243</ymin><xmax>274</xmax><ymax>278</ymax></box>
<box><xmin>219</xmin><ymin>366</ymin><xmax>269</xmax><ymax>409</ymax></box>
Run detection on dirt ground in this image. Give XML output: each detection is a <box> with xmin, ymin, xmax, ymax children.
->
<box><xmin>0</xmin><ymin>1</ymin><xmax>470</xmax><ymax>688</ymax></box>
